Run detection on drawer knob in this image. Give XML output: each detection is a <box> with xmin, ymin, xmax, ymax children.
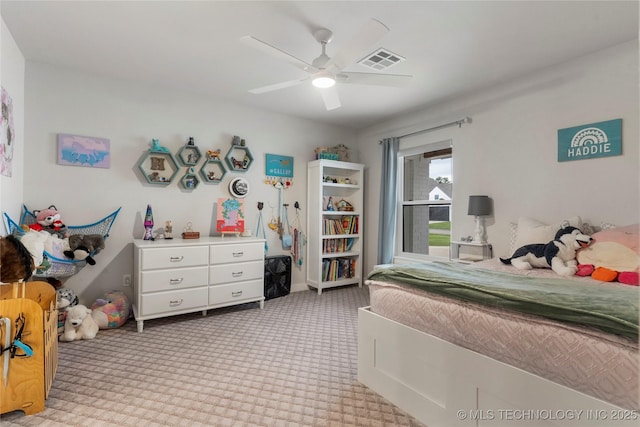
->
<box><xmin>169</xmin><ymin>299</ymin><xmax>183</xmax><ymax>306</ymax></box>
<box><xmin>231</xmin><ymin>271</ymin><xmax>243</xmax><ymax>277</ymax></box>
<box><xmin>232</xmin><ymin>251</ymin><xmax>244</xmax><ymax>257</ymax></box>
<box><xmin>232</xmin><ymin>291</ymin><xmax>243</xmax><ymax>297</ymax></box>
<box><xmin>170</xmin><ymin>256</ymin><xmax>184</xmax><ymax>262</ymax></box>
<box><xmin>169</xmin><ymin>278</ymin><xmax>184</xmax><ymax>285</ymax></box>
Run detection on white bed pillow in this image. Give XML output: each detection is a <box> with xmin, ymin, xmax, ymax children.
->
<box><xmin>511</xmin><ymin>216</ymin><xmax>582</xmax><ymax>254</ymax></box>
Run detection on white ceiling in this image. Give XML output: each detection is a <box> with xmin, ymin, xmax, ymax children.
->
<box><xmin>1</xmin><ymin>1</ymin><xmax>638</xmax><ymax>130</ymax></box>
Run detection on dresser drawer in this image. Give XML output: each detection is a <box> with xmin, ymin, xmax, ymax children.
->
<box><xmin>208</xmin><ymin>280</ymin><xmax>263</xmax><ymax>306</ymax></box>
<box><xmin>140</xmin><ymin>266</ymin><xmax>208</xmax><ymax>293</ymax></box>
<box><xmin>210</xmin><ymin>242</ymin><xmax>263</xmax><ymax>264</ymax></box>
<box><xmin>209</xmin><ymin>261</ymin><xmax>263</xmax><ymax>285</ymax></box>
<box><xmin>140</xmin><ymin>287</ymin><xmax>207</xmax><ymax>316</ymax></box>
<box><xmin>141</xmin><ymin>246</ymin><xmax>209</xmax><ymax>270</ymax></box>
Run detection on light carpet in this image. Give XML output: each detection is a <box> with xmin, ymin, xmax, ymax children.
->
<box><xmin>1</xmin><ymin>285</ymin><xmax>425</xmax><ymax>426</ymax></box>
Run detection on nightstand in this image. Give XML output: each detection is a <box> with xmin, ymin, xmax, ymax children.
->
<box><xmin>450</xmin><ymin>241</ymin><xmax>493</xmax><ymax>263</ymax></box>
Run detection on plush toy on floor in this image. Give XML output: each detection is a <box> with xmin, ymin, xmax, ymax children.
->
<box><xmin>56</xmin><ymin>287</ymin><xmax>80</xmax><ymax>336</ymax></box>
<box><xmin>59</xmin><ymin>304</ymin><xmax>99</xmax><ymax>341</ymax></box>
<box><xmin>500</xmin><ymin>224</ymin><xmax>593</xmax><ymax>276</ymax></box>
<box><xmin>91</xmin><ymin>290</ymin><xmax>131</xmax><ymax>329</ymax></box>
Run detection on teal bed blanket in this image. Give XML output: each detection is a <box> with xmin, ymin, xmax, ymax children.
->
<box><xmin>367</xmin><ymin>262</ymin><xmax>639</xmax><ymax>340</ymax></box>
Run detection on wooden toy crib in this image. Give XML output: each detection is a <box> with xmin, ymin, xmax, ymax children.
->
<box><xmin>0</xmin><ymin>281</ymin><xmax>58</xmax><ymax>415</ymax></box>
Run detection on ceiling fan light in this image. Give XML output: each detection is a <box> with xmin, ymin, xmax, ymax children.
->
<box><xmin>312</xmin><ymin>72</ymin><xmax>336</xmax><ymax>88</ymax></box>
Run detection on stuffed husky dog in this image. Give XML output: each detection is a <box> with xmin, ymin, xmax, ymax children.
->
<box><xmin>500</xmin><ymin>225</ymin><xmax>592</xmax><ymax>276</ymax></box>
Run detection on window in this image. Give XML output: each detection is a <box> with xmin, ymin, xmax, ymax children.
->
<box><xmin>396</xmin><ymin>142</ymin><xmax>452</xmax><ymax>259</ymax></box>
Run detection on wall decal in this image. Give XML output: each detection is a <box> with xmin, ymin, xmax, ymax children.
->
<box><xmin>557</xmin><ymin>119</ymin><xmax>622</xmax><ymax>162</ymax></box>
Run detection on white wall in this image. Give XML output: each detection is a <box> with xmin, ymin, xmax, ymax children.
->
<box><xmin>358</xmin><ymin>41</ymin><xmax>639</xmax><ymax>276</ymax></box>
<box><xmin>0</xmin><ymin>17</ymin><xmax>25</xmax><ymax>222</ymax></box>
<box><xmin>21</xmin><ymin>62</ymin><xmax>355</xmax><ymax>304</ymax></box>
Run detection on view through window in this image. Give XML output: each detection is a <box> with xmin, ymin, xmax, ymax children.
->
<box><xmin>399</xmin><ymin>146</ymin><xmax>452</xmax><ymax>258</ymax></box>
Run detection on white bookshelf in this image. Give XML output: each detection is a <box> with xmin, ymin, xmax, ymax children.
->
<box><xmin>306</xmin><ymin>159</ymin><xmax>364</xmax><ymax>294</ymax></box>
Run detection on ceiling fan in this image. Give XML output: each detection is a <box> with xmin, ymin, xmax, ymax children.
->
<box><xmin>241</xmin><ymin>18</ymin><xmax>412</xmax><ymax>111</ymax></box>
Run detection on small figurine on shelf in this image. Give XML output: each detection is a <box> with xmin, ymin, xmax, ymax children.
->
<box><xmin>207</xmin><ymin>149</ymin><xmax>221</xmax><ymax>160</ymax></box>
<box><xmin>326</xmin><ymin>196</ymin><xmax>335</xmax><ymax>211</ymax></box>
<box><xmin>150</xmin><ymin>139</ymin><xmax>170</xmax><ymax>153</ymax></box>
<box><xmin>164</xmin><ymin>221</ymin><xmax>173</xmax><ymax>239</ymax></box>
<box><xmin>143</xmin><ymin>205</ymin><xmax>154</xmax><ymax>240</ymax></box>
<box><xmin>231</xmin><ymin>156</ymin><xmax>244</xmax><ymax>169</ymax></box>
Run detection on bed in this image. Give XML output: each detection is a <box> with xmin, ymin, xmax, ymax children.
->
<box><xmin>358</xmin><ymin>258</ymin><xmax>639</xmax><ymax>427</ymax></box>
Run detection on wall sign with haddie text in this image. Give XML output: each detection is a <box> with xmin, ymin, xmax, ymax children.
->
<box><xmin>557</xmin><ymin>119</ymin><xmax>622</xmax><ymax>162</ymax></box>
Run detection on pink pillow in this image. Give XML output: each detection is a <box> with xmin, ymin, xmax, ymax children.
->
<box><xmin>618</xmin><ymin>271</ymin><xmax>639</xmax><ymax>286</ymax></box>
<box><xmin>575</xmin><ymin>264</ymin><xmax>595</xmax><ymax>276</ymax></box>
<box><xmin>576</xmin><ymin>224</ymin><xmax>639</xmax><ymax>272</ymax></box>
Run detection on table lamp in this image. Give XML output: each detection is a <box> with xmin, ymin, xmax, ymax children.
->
<box><xmin>468</xmin><ymin>195</ymin><xmax>491</xmax><ymax>243</ymax></box>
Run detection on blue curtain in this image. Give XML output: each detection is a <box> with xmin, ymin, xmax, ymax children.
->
<box><xmin>377</xmin><ymin>137</ymin><xmax>399</xmax><ymax>264</ymax></box>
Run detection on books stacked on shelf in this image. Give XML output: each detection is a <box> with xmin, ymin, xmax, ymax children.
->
<box><xmin>322</xmin><ymin>257</ymin><xmax>356</xmax><ymax>282</ymax></box>
<box><xmin>323</xmin><ymin>216</ymin><xmax>359</xmax><ymax>235</ymax></box>
<box><xmin>323</xmin><ymin>238</ymin><xmax>355</xmax><ymax>254</ymax></box>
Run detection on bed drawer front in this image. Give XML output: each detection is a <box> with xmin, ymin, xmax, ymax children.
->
<box><xmin>140</xmin><ymin>266</ymin><xmax>208</xmax><ymax>293</ymax></box>
<box><xmin>141</xmin><ymin>246</ymin><xmax>209</xmax><ymax>270</ymax></box>
<box><xmin>140</xmin><ymin>288</ymin><xmax>207</xmax><ymax>316</ymax></box>
<box><xmin>208</xmin><ymin>280</ymin><xmax>263</xmax><ymax>306</ymax></box>
<box><xmin>210</xmin><ymin>243</ymin><xmax>263</xmax><ymax>265</ymax></box>
<box><xmin>209</xmin><ymin>261</ymin><xmax>263</xmax><ymax>285</ymax></box>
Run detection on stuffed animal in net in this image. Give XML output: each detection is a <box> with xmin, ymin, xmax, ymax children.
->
<box><xmin>91</xmin><ymin>290</ymin><xmax>131</xmax><ymax>329</ymax></box>
<box><xmin>63</xmin><ymin>234</ymin><xmax>105</xmax><ymax>266</ymax></box>
<box><xmin>29</xmin><ymin>205</ymin><xmax>68</xmax><ymax>238</ymax></box>
<box><xmin>500</xmin><ymin>224</ymin><xmax>593</xmax><ymax>276</ymax></box>
<box><xmin>59</xmin><ymin>304</ymin><xmax>99</xmax><ymax>341</ymax></box>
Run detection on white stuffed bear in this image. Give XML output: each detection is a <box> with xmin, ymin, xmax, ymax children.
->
<box><xmin>59</xmin><ymin>304</ymin><xmax>99</xmax><ymax>341</ymax></box>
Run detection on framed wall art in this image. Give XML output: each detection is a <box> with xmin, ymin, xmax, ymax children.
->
<box><xmin>57</xmin><ymin>133</ymin><xmax>111</xmax><ymax>168</ymax></box>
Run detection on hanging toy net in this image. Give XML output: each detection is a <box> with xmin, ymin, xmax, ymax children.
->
<box><xmin>3</xmin><ymin>205</ymin><xmax>121</xmax><ymax>278</ymax></box>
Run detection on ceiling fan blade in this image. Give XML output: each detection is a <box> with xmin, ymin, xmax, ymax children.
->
<box><xmin>325</xmin><ymin>18</ymin><xmax>389</xmax><ymax>74</ymax></box>
<box><xmin>319</xmin><ymin>85</ymin><xmax>341</xmax><ymax>111</ymax></box>
<box><xmin>249</xmin><ymin>77</ymin><xmax>310</xmax><ymax>94</ymax></box>
<box><xmin>337</xmin><ymin>72</ymin><xmax>412</xmax><ymax>87</ymax></box>
<box><xmin>240</xmin><ymin>36</ymin><xmax>319</xmax><ymax>74</ymax></box>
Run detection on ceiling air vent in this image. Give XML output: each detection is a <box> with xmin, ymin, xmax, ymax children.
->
<box><xmin>358</xmin><ymin>48</ymin><xmax>405</xmax><ymax>71</ymax></box>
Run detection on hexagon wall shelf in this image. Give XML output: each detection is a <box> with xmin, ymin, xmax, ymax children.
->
<box><xmin>177</xmin><ymin>138</ymin><xmax>202</xmax><ymax>166</ymax></box>
<box><xmin>138</xmin><ymin>142</ymin><xmax>180</xmax><ymax>185</ymax></box>
<box><xmin>225</xmin><ymin>146</ymin><xmax>253</xmax><ymax>172</ymax></box>
<box><xmin>199</xmin><ymin>158</ymin><xmax>227</xmax><ymax>184</ymax></box>
<box><xmin>180</xmin><ymin>167</ymin><xmax>200</xmax><ymax>190</ymax></box>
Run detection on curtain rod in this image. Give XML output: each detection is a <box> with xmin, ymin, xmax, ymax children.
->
<box><xmin>394</xmin><ymin>116</ymin><xmax>472</xmax><ymax>140</ymax></box>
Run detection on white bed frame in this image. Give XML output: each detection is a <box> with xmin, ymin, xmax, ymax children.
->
<box><xmin>358</xmin><ymin>306</ymin><xmax>635</xmax><ymax>427</ymax></box>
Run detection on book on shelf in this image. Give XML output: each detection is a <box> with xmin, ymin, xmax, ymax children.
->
<box><xmin>321</xmin><ymin>257</ymin><xmax>356</xmax><ymax>281</ymax></box>
<box><xmin>322</xmin><ymin>216</ymin><xmax>358</xmax><ymax>235</ymax></box>
<box><xmin>323</xmin><ymin>238</ymin><xmax>355</xmax><ymax>254</ymax></box>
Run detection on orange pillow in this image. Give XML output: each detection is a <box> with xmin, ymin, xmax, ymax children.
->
<box><xmin>591</xmin><ymin>267</ymin><xmax>618</xmax><ymax>282</ymax></box>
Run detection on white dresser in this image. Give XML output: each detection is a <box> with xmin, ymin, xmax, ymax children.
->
<box><xmin>133</xmin><ymin>237</ymin><xmax>265</xmax><ymax>332</ymax></box>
